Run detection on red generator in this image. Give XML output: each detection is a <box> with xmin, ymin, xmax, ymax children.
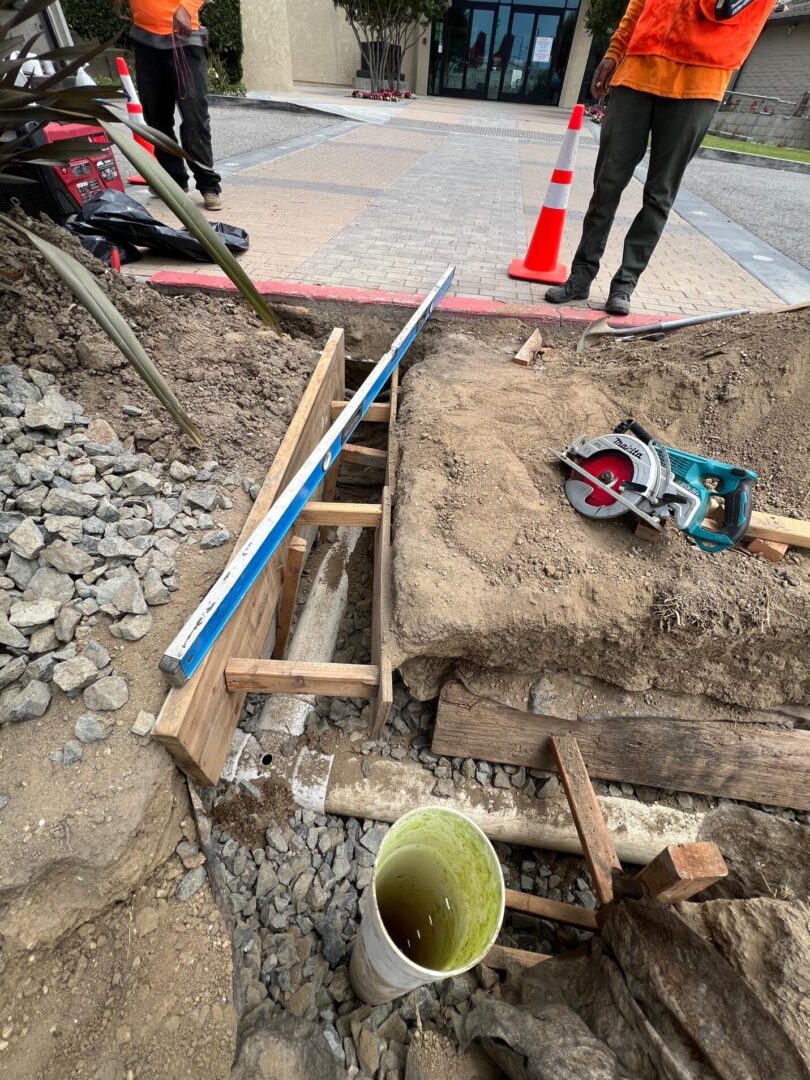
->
<box><xmin>0</xmin><ymin>121</ymin><xmax>124</xmax><ymax>222</ymax></box>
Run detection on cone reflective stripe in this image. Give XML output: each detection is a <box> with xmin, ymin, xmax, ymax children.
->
<box><xmin>509</xmin><ymin>103</ymin><xmax>584</xmax><ymax>285</ymax></box>
<box><xmin>116</xmin><ymin>55</ymin><xmax>155</xmax><ymax>184</ymax></box>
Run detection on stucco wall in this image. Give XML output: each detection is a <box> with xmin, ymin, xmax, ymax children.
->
<box><xmin>241</xmin><ymin>0</ymin><xmax>293</xmax><ymax>91</ymax></box>
<box><xmin>735</xmin><ymin>23</ymin><xmax>810</xmax><ymax>103</ymax></box>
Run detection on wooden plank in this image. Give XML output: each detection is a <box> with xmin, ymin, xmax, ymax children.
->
<box><xmin>341</xmin><ymin>444</ymin><xmax>388</xmax><ymax>469</ymax></box>
<box><xmin>484</xmin><ymin>944</ymin><xmax>551</xmax><ymax>973</ymax></box>
<box><xmin>370</xmin><ymin>487</ymin><xmax>394</xmax><ymax>738</ymax></box>
<box><xmin>747</xmin><ymin>538</ymin><xmax>789</xmax><ymax>562</ymax></box>
<box><xmin>433</xmin><ymin>680</ymin><xmax>810</xmax><ymax>811</ymax></box>
<box><xmin>271</xmin><ymin>536</ymin><xmax>307</xmax><ymax>660</ymax></box>
<box><xmin>331</xmin><ymin>400</ymin><xmax>391</xmax><ymax>422</ymax></box>
<box><xmin>225</xmin><ymin>659</ymin><xmax>380</xmax><ymax>696</ymax></box>
<box><xmin>153</xmin><ymin>329</ymin><xmax>346</xmax><ymax>785</ymax></box>
<box><xmin>706</xmin><ymin>506</ymin><xmax>810</xmax><ymax>549</ymax></box>
<box><xmin>636</xmin><ymin>842</ymin><xmax>728</xmax><ymax>903</ymax></box>
<box><xmin>551</xmin><ymin>735</ymin><xmax>622</xmax><ymax>905</ymax></box>
<box><xmin>297</xmin><ymin>503</ymin><xmax>382</xmax><ymax>528</ymax></box>
<box><xmin>512</xmin><ymin>328</ymin><xmax>544</xmax><ymax>367</ymax></box>
<box><xmin>505</xmin><ymin>887</ymin><xmax>598</xmax><ymax>930</ymax></box>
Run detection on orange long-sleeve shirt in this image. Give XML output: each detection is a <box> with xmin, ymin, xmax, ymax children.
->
<box><xmin>605</xmin><ymin>0</ymin><xmax>734</xmax><ymax>100</ymax></box>
<box><xmin>129</xmin><ymin>0</ymin><xmax>204</xmax><ymax>36</ymax></box>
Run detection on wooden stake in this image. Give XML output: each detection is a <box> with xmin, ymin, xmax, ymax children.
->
<box><xmin>370</xmin><ymin>487</ymin><xmax>393</xmax><ymax>738</ymax></box>
<box><xmin>484</xmin><ymin>944</ymin><xmax>551</xmax><ymax>973</ymax></box>
<box><xmin>331</xmin><ymin>401</ymin><xmax>391</xmax><ymax>422</ymax></box>
<box><xmin>635</xmin><ymin>521</ymin><xmax>663</xmax><ymax>544</ymax></box>
<box><xmin>706</xmin><ymin>506</ymin><xmax>810</xmax><ymax>549</ymax></box>
<box><xmin>636</xmin><ymin>842</ymin><xmax>728</xmax><ymax>903</ymax></box>
<box><xmin>505</xmin><ymin>888</ymin><xmax>597</xmax><ymax>930</ymax></box>
<box><xmin>225</xmin><ymin>659</ymin><xmax>380</xmax><ymax>697</ymax></box>
<box><xmin>747</xmin><ymin>538</ymin><xmax>789</xmax><ymax>562</ymax></box>
<box><xmin>512</xmin><ymin>328</ymin><xmax>544</xmax><ymax>367</ymax></box>
<box><xmin>341</xmin><ymin>444</ymin><xmax>388</xmax><ymax>469</ymax></box>
<box><xmin>271</xmin><ymin>536</ymin><xmax>307</xmax><ymax>660</ymax></box>
<box><xmin>551</xmin><ymin>735</ymin><xmax>623</xmax><ymax>905</ymax></box>
<box><xmin>297</xmin><ymin>503</ymin><xmax>382</xmax><ymax>528</ymax></box>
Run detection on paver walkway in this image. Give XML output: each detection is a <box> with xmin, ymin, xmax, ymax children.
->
<box><xmin>127</xmin><ymin>90</ymin><xmax>786</xmax><ymax>317</ymax></box>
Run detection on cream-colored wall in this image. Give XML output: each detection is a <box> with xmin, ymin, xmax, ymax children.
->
<box><xmin>241</xmin><ymin>0</ymin><xmax>294</xmax><ymax>91</ymax></box>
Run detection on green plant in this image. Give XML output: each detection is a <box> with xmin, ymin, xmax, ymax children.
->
<box><xmin>586</xmin><ymin>0</ymin><xmax>629</xmax><ymax>41</ymax></box>
<box><xmin>0</xmin><ymin>0</ymin><xmax>282</xmax><ymax>442</ymax></box>
<box><xmin>201</xmin><ymin>0</ymin><xmax>243</xmax><ymax>86</ymax></box>
<box><xmin>334</xmin><ymin>0</ymin><xmax>450</xmax><ymax>91</ymax></box>
<box><xmin>208</xmin><ymin>51</ymin><xmax>245</xmax><ymax>96</ymax></box>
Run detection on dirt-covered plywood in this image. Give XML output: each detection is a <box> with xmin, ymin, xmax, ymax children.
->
<box><xmin>391</xmin><ymin>313</ymin><xmax>810</xmax><ymax>710</ymax></box>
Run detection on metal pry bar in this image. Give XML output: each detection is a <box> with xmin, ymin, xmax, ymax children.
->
<box><xmin>550</xmin><ymin>448</ymin><xmax>664</xmax><ymax>531</ymax></box>
<box><xmin>160</xmin><ymin>266</ymin><xmax>456</xmax><ymax>687</ymax></box>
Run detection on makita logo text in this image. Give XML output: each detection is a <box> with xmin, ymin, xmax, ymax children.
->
<box><xmin>615</xmin><ymin>437</ymin><xmax>644</xmax><ymax>460</ymax></box>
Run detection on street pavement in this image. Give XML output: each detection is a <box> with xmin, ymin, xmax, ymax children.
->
<box><xmin>124</xmin><ymin>91</ymin><xmax>809</xmax><ymax>317</ymax></box>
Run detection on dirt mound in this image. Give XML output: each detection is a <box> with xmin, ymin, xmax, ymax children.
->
<box><xmin>392</xmin><ymin>312</ymin><xmax>810</xmax><ymax>709</ymax></box>
<box><xmin>0</xmin><ymin>213</ymin><xmax>321</xmax><ymax>472</ymax></box>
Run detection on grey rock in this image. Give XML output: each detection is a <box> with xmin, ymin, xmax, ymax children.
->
<box><xmin>24</xmin><ymin>567</ymin><xmax>74</xmax><ymax>604</ymax></box>
<box><xmin>82</xmin><ymin>639</ymin><xmax>110</xmax><ymax>670</ymax></box>
<box><xmin>142</xmin><ymin>567</ymin><xmax>170</xmax><ymax>606</ymax></box>
<box><xmin>493</xmin><ymin>769</ymin><xmax>512</xmax><ymax>790</ymax></box>
<box><xmin>0</xmin><ymin>794</ymin><xmax>8</xmax><ymax>810</ymax></box>
<box><xmin>53</xmin><ymin>656</ymin><xmax>99</xmax><ymax>696</ymax></box>
<box><xmin>96</xmin><ymin>535</ymin><xmax>142</xmax><ymax>559</ymax></box>
<box><xmin>117</xmin><ymin>518</ymin><xmax>152</xmax><ymax>540</ymax></box>
<box><xmin>54</xmin><ymin>604</ymin><xmax>82</xmax><ymax>643</ymax></box>
<box><xmin>1</xmin><ymin>679</ymin><xmax>50</xmax><ymax>722</ymax></box>
<box><xmin>266</xmin><ymin>825</ymin><xmax>289</xmax><ymax>854</ymax></box>
<box><xmin>15</xmin><ymin>484</ymin><xmax>48</xmax><ymax>514</ymax></box>
<box><xmin>9</xmin><ymin>598</ymin><xmax>61</xmax><ymax>630</ymax></box>
<box><xmin>95</xmin><ymin>497</ymin><xmax>120</xmax><ymax>523</ymax></box>
<box><xmin>677</xmin><ymin>792</ymin><xmax>694</xmax><ymax>810</ymax></box>
<box><xmin>0</xmin><ymin>655</ymin><xmax>26</xmax><ymax>688</ymax></box>
<box><xmin>169</xmin><ymin>460</ymin><xmax>196</xmax><ymax>482</ymax></box>
<box><xmin>121</xmin><ymin>470</ymin><xmax>162</xmax><ymax>497</ymax></box>
<box><xmin>42</xmin><ymin>487</ymin><xmax>98</xmax><ymax>517</ymax></box>
<box><xmin>41</xmin><ymin>539</ymin><xmax>94</xmax><ymax>576</ymax></box>
<box><xmin>0</xmin><ymin>614</ymin><xmax>29</xmax><ymax>649</ymax></box>
<box><xmin>23</xmin><ymin>394</ymin><xmax>72</xmax><ymax>433</ymax></box>
<box><xmin>256</xmin><ymin>861</ymin><xmax>279</xmax><ymax>898</ymax></box>
<box><xmin>27</xmin><ymin>625</ymin><xmax>59</xmax><ymax>654</ymax></box>
<box><xmin>0</xmin><ymin>511</ymin><xmax>25</xmax><ymax>541</ymax></box>
<box><xmin>185</xmin><ymin>485</ymin><xmax>218</xmax><ymax>511</ymax></box>
<box><xmin>200</xmin><ymin>526</ymin><xmax>230</xmax><ymax>550</ymax></box>
<box><xmin>176</xmin><ymin>865</ymin><xmax>207</xmax><ymax>900</ymax></box>
<box><xmin>75</xmin><ymin>713</ymin><xmax>112</xmax><ymax>742</ymax></box>
<box><xmin>131</xmin><ymin>710</ymin><xmax>156</xmax><ymax>736</ymax></box>
<box><xmin>83</xmin><ymin>674</ymin><xmax>128</xmax><ymax>712</ymax></box>
<box><xmin>8</xmin><ymin>518</ymin><xmax>45</xmax><ymax>560</ymax></box>
<box><xmin>150</xmin><ymin>499</ymin><xmax>179</xmax><ymax>529</ymax></box>
<box><xmin>95</xmin><ymin>569</ymin><xmax>147</xmax><ymax>615</ymax></box>
<box><xmin>122</xmin><ymin>405</ymin><xmax>143</xmax><ymax>417</ymax></box>
<box><xmin>62</xmin><ymin>739</ymin><xmax>83</xmax><ymax>766</ymax></box>
<box><xmin>110</xmin><ymin>612</ymin><xmax>153</xmax><ymax>641</ymax></box>
<box><xmin>359</xmin><ymin>827</ymin><xmax>383</xmax><ymax>855</ymax></box>
<box><xmin>25</xmin><ymin>652</ymin><xmax>56</xmax><ymax>683</ymax></box>
<box><xmin>6</xmin><ymin>552</ymin><xmax>37</xmax><ymax>590</ymax></box>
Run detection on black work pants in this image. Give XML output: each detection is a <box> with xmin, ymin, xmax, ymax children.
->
<box><xmin>571</xmin><ymin>87</ymin><xmax>717</xmax><ymax>293</ymax></box>
<box><xmin>133</xmin><ymin>41</ymin><xmax>221</xmax><ymax>194</ymax></box>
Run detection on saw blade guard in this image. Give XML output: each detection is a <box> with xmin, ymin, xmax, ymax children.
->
<box><xmin>564</xmin><ymin>434</ymin><xmax>660</xmax><ymax>519</ymax></box>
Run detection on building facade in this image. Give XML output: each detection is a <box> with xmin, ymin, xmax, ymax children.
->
<box><xmin>240</xmin><ymin>0</ymin><xmax>596</xmax><ymax>108</ymax></box>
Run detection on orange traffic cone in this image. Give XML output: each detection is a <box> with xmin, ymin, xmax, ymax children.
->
<box><xmin>116</xmin><ymin>56</ymin><xmax>156</xmax><ymax>185</ymax></box>
<box><xmin>509</xmin><ymin>103</ymin><xmax>585</xmax><ymax>285</ymax></box>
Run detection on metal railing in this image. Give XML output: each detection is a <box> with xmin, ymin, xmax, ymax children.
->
<box><xmin>719</xmin><ymin>89</ymin><xmax>810</xmax><ymax>119</ymax></box>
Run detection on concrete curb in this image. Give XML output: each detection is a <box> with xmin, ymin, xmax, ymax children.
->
<box><xmin>208</xmin><ymin>93</ymin><xmax>349</xmax><ymax>123</ymax></box>
<box><xmin>696</xmin><ymin>146</ymin><xmax>810</xmax><ymax>175</ymax></box>
<box><xmin>148</xmin><ymin>272</ymin><xmax>678</xmax><ymax>326</ymax></box>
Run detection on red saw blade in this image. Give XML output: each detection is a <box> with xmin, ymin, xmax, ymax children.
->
<box><xmin>571</xmin><ymin>449</ymin><xmax>635</xmax><ymax>508</ymax></box>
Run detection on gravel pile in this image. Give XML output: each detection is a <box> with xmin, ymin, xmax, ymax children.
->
<box><xmin>0</xmin><ymin>364</ymin><xmax>232</xmax><ymax>734</ymax></box>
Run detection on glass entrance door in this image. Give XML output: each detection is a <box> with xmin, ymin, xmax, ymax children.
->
<box><xmin>492</xmin><ymin>5</ymin><xmax>564</xmax><ymax>105</ymax></box>
<box><xmin>438</xmin><ymin>4</ymin><xmax>497</xmax><ymax>97</ymax></box>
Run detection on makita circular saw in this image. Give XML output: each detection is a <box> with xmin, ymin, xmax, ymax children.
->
<box><xmin>551</xmin><ymin>419</ymin><xmax>756</xmax><ymax>553</ymax></box>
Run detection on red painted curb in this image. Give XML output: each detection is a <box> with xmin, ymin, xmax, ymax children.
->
<box><xmin>148</xmin><ymin>271</ymin><xmax>673</xmax><ymax>327</ymax></box>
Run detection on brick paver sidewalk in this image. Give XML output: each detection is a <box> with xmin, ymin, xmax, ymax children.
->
<box><xmin>127</xmin><ymin>93</ymin><xmax>781</xmax><ymax>317</ymax></box>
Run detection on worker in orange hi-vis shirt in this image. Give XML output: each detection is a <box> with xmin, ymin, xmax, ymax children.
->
<box><xmin>113</xmin><ymin>0</ymin><xmax>222</xmax><ymax>210</ymax></box>
<box><xmin>544</xmin><ymin>0</ymin><xmax>775</xmax><ymax>316</ymax></box>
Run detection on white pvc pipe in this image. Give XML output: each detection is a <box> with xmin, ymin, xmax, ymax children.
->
<box><xmin>349</xmin><ymin>807</ymin><xmax>504</xmax><ymax>1005</ymax></box>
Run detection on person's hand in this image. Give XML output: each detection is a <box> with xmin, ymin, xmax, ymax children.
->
<box><xmin>591</xmin><ymin>57</ymin><xmax>617</xmax><ymax>99</ymax></box>
<box><xmin>173</xmin><ymin>4</ymin><xmax>192</xmax><ymax>36</ymax></box>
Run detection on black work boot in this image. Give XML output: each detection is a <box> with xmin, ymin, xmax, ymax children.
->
<box><xmin>545</xmin><ymin>277</ymin><xmax>590</xmax><ymax>304</ymax></box>
<box><xmin>605</xmin><ymin>289</ymin><xmax>632</xmax><ymax>316</ymax></box>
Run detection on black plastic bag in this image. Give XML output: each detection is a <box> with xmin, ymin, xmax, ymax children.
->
<box><xmin>65</xmin><ymin>220</ymin><xmax>142</xmax><ymax>267</ymax></box>
<box><xmin>78</xmin><ymin>189</ymin><xmax>250</xmax><ymax>262</ymax></box>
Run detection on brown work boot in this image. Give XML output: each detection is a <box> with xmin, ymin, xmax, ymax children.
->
<box><xmin>202</xmin><ymin>191</ymin><xmax>222</xmax><ymax>211</ymax></box>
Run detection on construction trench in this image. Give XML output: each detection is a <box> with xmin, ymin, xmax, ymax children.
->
<box><xmin>0</xmin><ymin>226</ymin><xmax>809</xmax><ymax>1079</ymax></box>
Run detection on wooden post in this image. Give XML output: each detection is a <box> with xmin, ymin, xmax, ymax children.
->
<box><xmin>551</xmin><ymin>735</ymin><xmax>623</xmax><ymax>905</ymax></box>
<box><xmin>225</xmin><ymin>659</ymin><xmax>380</xmax><ymax>696</ymax></box>
<box><xmin>636</xmin><ymin>842</ymin><xmax>728</xmax><ymax>903</ymax></box>
<box><xmin>505</xmin><ymin>888</ymin><xmax>597</xmax><ymax>930</ymax></box>
<box><xmin>272</xmin><ymin>536</ymin><xmax>307</xmax><ymax>660</ymax></box>
<box><xmin>484</xmin><ymin>944</ymin><xmax>551</xmax><ymax>973</ymax></box>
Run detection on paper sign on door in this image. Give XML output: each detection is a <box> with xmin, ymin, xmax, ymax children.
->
<box><xmin>532</xmin><ymin>36</ymin><xmax>553</xmax><ymax>63</ymax></box>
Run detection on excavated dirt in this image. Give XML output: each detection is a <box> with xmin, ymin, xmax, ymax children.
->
<box><xmin>0</xmin><ymin>213</ymin><xmax>321</xmax><ymax>472</ymax></box>
<box><xmin>392</xmin><ymin>312</ymin><xmax>810</xmax><ymax>710</ymax></box>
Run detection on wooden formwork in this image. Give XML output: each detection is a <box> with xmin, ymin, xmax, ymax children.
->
<box><xmin>154</xmin><ymin>327</ymin><xmax>397</xmax><ymax>786</ymax></box>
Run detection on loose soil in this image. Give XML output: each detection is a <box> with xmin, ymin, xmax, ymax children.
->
<box><xmin>393</xmin><ymin>312</ymin><xmax>810</xmax><ymax>710</ymax></box>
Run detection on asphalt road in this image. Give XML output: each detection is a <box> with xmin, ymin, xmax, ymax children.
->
<box><xmin>208</xmin><ymin>104</ymin><xmax>337</xmax><ymax>160</ymax></box>
<box><xmin>683</xmin><ymin>155</ymin><xmax>810</xmax><ymax>270</ymax></box>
